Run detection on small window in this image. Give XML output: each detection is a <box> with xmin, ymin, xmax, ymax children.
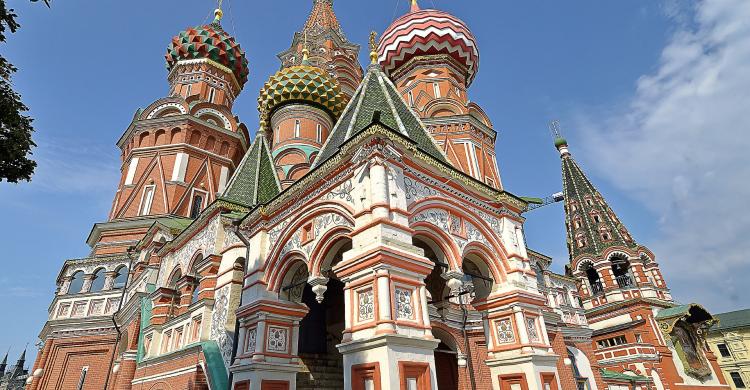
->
<box><xmin>718</xmin><ymin>343</ymin><xmax>732</xmax><ymax>358</ymax></box>
<box><xmin>316</xmin><ymin>124</ymin><xmax>322</xmax><ymax>143</ymax></box>
<box><xmin>294</xmin><ymin>120</ymin><xmax>301</xmax><ymax>138</ymax></box>
<box><xmin>139</xmin><ymin>185</ymin><xmax>155</xmax><ymax>216</ymax></box>
<box><xmin>190</xmin><ymin>194</ymin><xmax>204</xmax><ymax>219</ymax></box>
<box><xmin>112</xmin><ymin>266</ymin><xmax>128</xmax><ymax>289</ymax></box>
<box><xmin>90</xmin><ymin>268</ymin><xmax>106</xmax><ymax>292</ymax></box>
<box><xmin>191</xmin><ymin>316</ymin><xmax>202</xmax><ymax>342</ymax></box>
<box><xmin>185</xmin><ymin>83</ymin><xmax>192</xmax><ymax>97</ymax></box>
<box><xmin>433</xmin><ymin>82</ymin><xmax>441</xmax><ymax>98</ymax></box>
<box><xmin>173</xmin><ymin>326</ymin><xmax>184</xmax><ymax>350</ymax></box>
<box><xmin>208</xmin><ymin>87</ymin><xmax>216</xmax><ymax>103</ymax></box>
<box><xmin>191</xmin><ymin>278</ymin><xmax>201</xmax><ymax>304</ymax></box>
<box><xmin>161</xmin><ymin>330</ymin><xmax>172</xmax><ymax>353</ymax></box>
<box><xmin>731</xmin><ymin>372</ymin><xmax>746</xmax><ymax>388</ymax></box>
<box><xmin>635</xmin><ymin>333</ymin><xmax>643</xmax><ymax>343</ymax></box>
<box><xmin>408</xmin><ymin>91</ymin><xmax>414</xmax><ymax>106</ymax></box>
<box><xmin>593</xmin><ymin>214</ymin><xmax>601</xmax><ymax>223</ymax></box>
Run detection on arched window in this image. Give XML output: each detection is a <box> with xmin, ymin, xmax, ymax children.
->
<box><xmin>168</xmin><ymin>269</ymin><xmax>182</xmax><ymax>289</ymax></box>
<box><xmin>90</xmin><ymin>268</ymin><xmax>106</xmax><ymax>292</ymax></box>
<box><xmin>583</xmin><ymin>263</ymin><xmax>603</xmax><ymax>295</ymax></box>
<box><xmin>68</xmin><ymin>271</ymin><xmax>85</xmax><ymax>294</ymax></box>
<box><xmin>112</xmin><ymin>266</ymin><xmax>128</xmax><ymax>289</ymax></box>
<box><xmin>190</xmin><ymin>256</ymin><xmax>203</xmax><ymax>305</ymax></box>
<box><xmin>462</xmin><ymin>257</ymin><xmax>493</xmax><ymax>302</ymax></box>
<box><xmin>611</xmin><ymin>256</ymin><xmax>634</xmax><ymax>288</ymax></box>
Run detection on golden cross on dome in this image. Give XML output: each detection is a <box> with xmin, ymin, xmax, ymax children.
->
<box><xmin>369</xmin><ymin>31</ymin><xmax>378</xmax><ymax>64</ymax></box>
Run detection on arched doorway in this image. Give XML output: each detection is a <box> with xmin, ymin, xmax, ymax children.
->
<box><xmin>290</xmin><ymin>239</ymin><xmax>351</xmax><ymax>390</ymax></box>
<box><xmin>432</xmin><ymin>328</ymin><xmax>460</xmax><ymax>390</ymax></box>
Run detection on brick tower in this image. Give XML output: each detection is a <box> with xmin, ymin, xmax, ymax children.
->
<box><xmin>554</xmin><ymin>133</ymin><xmax>729</xmax><ymax>389</ymax></box>
<box><xmin>378</xmin><ymin>0</ymin><xmax>501</xmax><ymax>189</ymax></box>
<box><xmin>26</xmin><ymin>8</ymin><xmax>251</xmax><ymax>390</ymax></box>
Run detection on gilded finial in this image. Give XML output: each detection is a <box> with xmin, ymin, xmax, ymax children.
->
<box><xmin>410</xmin><ymin>0</ymin><xmax>420</xmax><ymax>12</ymax></box>
<box><xmin>214</xmin><ymin>0</ymin><xmax>224</xmax><ymax>23</ymax></box>
<box><xmin>369</xmin><ymin>31</ymin><xmax>378</xmax><ymax>64</ymax></box>
<box><xmin>302</xmin><ymin>31</ymin><xmax>310</xmax><ymax>62</ymax></box>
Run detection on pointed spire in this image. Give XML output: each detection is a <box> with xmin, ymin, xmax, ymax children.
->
<box><xmin>555</xmin><ymin>122</ymin><xmax>636</xmax><ymax>260</ymax></box>
<box><xmin>411</xmin><ymin>0</ymin><xmax>421</xmax><ymax>12</ymax></box>
<box><xmin>221</xmin><ymin>131</ymin><xmax>281</xmax><ymax>207</ymax></box>
<box><xmin>303</xmin><ymin>0</ymin><xmax>342</xmax><ymax>34</ymax></box>
<box><xmin>0</xmin><ymin>348</ymin><xmax>8</xmax><ymax>374</ymax></box>
<box><xmin>313</xmin><ymin>63</ymin><xmax>448</xmax><ymax>168</ymax></box>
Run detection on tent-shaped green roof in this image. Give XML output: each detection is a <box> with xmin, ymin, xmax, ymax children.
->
<box><xmin>312</xmin><ymin>64</ymin><xmax>448</xmax><ymax>168</ymax></box>
<box><xmin>221</xmin><ymin>131</ymin><xmax>281</xmax><ymax>207</ymax></box>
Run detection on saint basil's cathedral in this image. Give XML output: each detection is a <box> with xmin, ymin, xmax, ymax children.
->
<box><xmin>24</xmin><ymin>1</ymin><xmax>731</xmax><ymax>389</ymax></box>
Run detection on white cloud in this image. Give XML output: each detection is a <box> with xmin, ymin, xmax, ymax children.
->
<box><xmin>28</xmin><ymin>136</ymin><xmax>120</xmax><ymax>194</ymax></box>
<box><xmin>579</xmin><ymin>0</ymin><xmax>750</xmax><ymax>312</ymax></box>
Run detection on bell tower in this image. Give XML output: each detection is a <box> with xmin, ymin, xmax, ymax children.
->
<box><xmin>553</xmin><ymin>126</ymin><xmax>672</xmax><ymax>309</ymax></box>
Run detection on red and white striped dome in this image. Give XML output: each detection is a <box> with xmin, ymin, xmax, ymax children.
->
<box><xmin>378</xmin><ymin>2</ymin><xmax>479</xmax><ymax>85</ymax></box>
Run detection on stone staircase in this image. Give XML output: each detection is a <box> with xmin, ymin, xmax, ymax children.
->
<box><xmin>296</xmin><ymin>353</ymin><xmax>344</xmax><ymax>390</ymax></box>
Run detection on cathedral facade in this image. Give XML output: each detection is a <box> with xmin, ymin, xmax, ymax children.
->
<box><xmin>25</xmin><ymin>1</ymin><xmax>731</xmax><ymax>389</ymax></box>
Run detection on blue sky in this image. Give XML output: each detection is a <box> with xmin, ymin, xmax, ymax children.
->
<box><xmin>2</xmin><ymin>0</ymin><xmax>748</xmax><ymax>365</ymax></box>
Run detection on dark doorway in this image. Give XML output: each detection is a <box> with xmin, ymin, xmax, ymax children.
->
<box><xmin>297</xmin><ymin>277</ymin><xmax>345</xmax><ymax>353</ymax></box>
<box><xmin>434</xmin><ymin>341</ymin><xmax>459</xmax><ymax>390</ymax></box>
<box><xmin>296</xmin><ymin>277</ymin><xmax>345</xmax><ymax>390</ymax></box>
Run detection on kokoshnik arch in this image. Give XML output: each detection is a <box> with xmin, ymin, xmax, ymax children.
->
<box><xmin>25</xmin><ymin>1</ymin><xmax>730</xmax><ymax>390</ymax></box>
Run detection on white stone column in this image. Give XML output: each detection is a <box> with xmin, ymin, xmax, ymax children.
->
<box><xmin>376</xmin><ymin>268</ymin><xmax>395</xmax><ymax>334</ymax></box>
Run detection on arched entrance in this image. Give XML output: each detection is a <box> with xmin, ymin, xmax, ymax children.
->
<box><xmin>289</xmin><ymin>239</ymin><xmax>351</xmax><ymax>390</ymax></box>
<box><xmin>432</xmin><ymin>328</ymin><xmax>461</xmax><ymax>390</ymax></box>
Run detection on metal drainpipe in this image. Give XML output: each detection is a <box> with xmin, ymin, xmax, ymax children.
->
<box><xmin>104</xmin><ymin>246</ymin><xmax>136</xmax><ymax>390</ymax></box>
<box><xmin>459</xmin><ymin>299</ymin><xmax>478</xmax><ymax>390</ymax></box>
<box><xmin>227</xmin><ymin>218</ymin><xmax>251</xmax><ymax>387</ymax></box>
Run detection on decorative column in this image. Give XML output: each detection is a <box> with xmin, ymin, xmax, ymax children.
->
<box><xmin>81</xmin><ymin>274</ymin><xmax>95</xmax><ymax>293</ymax></box>
<box><xmin>334</xmin><ymin>145</ymin><xmax>438</xmax><ymax>390</ymax></box>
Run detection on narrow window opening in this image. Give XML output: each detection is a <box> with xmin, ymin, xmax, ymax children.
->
<box><xmin>76</xmin><ymin>367</ymin><xmax>88</xmax><ymax>390</ymax></box>
<box><xmin>139</xmin><ymin>185</ymin><xmax>155</xmax><ymax>216</ymax></box>
<box><xmin>190</xmin><ymin>193</ymin><xmax>205</xmax><ymax>219</ymax></box>
<box><xmin>316</xmin><ymin>124</ymin><xmax>322</xmax><ymax>143</ymax></box>
<box><xmin>209</xmin><ymin>87</ymin><xmax>216</xmax><ymax>103</ymax></box>
<box><xmin>433</xmin><ymin>82</ymin><xmax>441</xmax><ymax>98</ymax></box>
<box><xmin>294</xmin><ymin>120</ymin><xmax>301</xmax><ymax>138</ymax></box>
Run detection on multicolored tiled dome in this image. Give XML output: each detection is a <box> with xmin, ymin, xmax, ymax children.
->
<box><xmin>378</xmin><ymin>1</ymin><xmax>479</xmax><ymax>85</ymax></box>
<box><xmin>258</xmin><ymin>60</ymin><xmax>346</xmax><ymax>128</ymax></box>
<box><xmin>166</xmin><ymin>18</ymin><xmax>249</xmax><ymax>87</ymax></box>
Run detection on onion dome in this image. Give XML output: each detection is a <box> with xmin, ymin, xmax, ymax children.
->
<box><xmin>166</xmin><ymin>10</ymin><xmax>250</xmax><ymax>87</ymax></box>
<box><xmin>378</xmin><ymin>0</ymin><xmax>479</xmax><ymax>85</ymax></box>
<box><xmin>257</xmin><ymin>52</ymin><xmax>346</xmax><ymax>128</ymax></box>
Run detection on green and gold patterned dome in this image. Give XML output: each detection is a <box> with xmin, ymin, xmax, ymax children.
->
<box><xmin>258</xmin><ymin>56</ymin><xmax>346</xmax><ymax>128</ymax></box>
<box><xmin>166</xmin><ymin>10</ymin><xmax>249</xmax><ymax>87</ymax></box>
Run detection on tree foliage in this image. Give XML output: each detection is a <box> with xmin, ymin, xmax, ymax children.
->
<box><xmin>0</xmin><ymin>0</ymin><xmax>48</xmax><ymax>183</ymax></box>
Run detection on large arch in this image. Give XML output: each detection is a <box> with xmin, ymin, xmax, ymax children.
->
<box><xmin>408</xmin><ymin>197</ymin><xmax>512</xmax><ymax>279</ymax></box>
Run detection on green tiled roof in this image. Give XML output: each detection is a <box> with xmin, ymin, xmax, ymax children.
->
<box><xmin>312</xmin><ymin>64</ymin><xmax>448</xmax><ymax>168</ymax></box>
<box><xmin>711</xmin><ymin>309</ymin><xmax>750</xmax><ymax>331</ymax></box>
<box><xmin>655</xmin><ymin>304</ymin><xmax>693</xmax><ymax>320</ymax></box>
<box><xmin>561</xmin><ymin>147</ymin><xmax>636</xmax><ymax>259</ymax></box>
<box><xmin>600</xmin><ymin>369</ymin><xmax>651</xmax><ymax>382</ymax></box>
<box><xmin>221</xmin><ymin>131</ymin><xmax>281</xmax><ymax>207</ymax></box>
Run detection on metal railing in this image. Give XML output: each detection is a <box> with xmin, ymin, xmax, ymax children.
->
<box><xmin>590</xmin><ymin>281</ymin><xmax>604</xmax><ymax>295</ymax></box>
<box><xmin>616</xmin><ymin>275</ymin><xmax>634</xmax><ymax>288</ymax></box>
